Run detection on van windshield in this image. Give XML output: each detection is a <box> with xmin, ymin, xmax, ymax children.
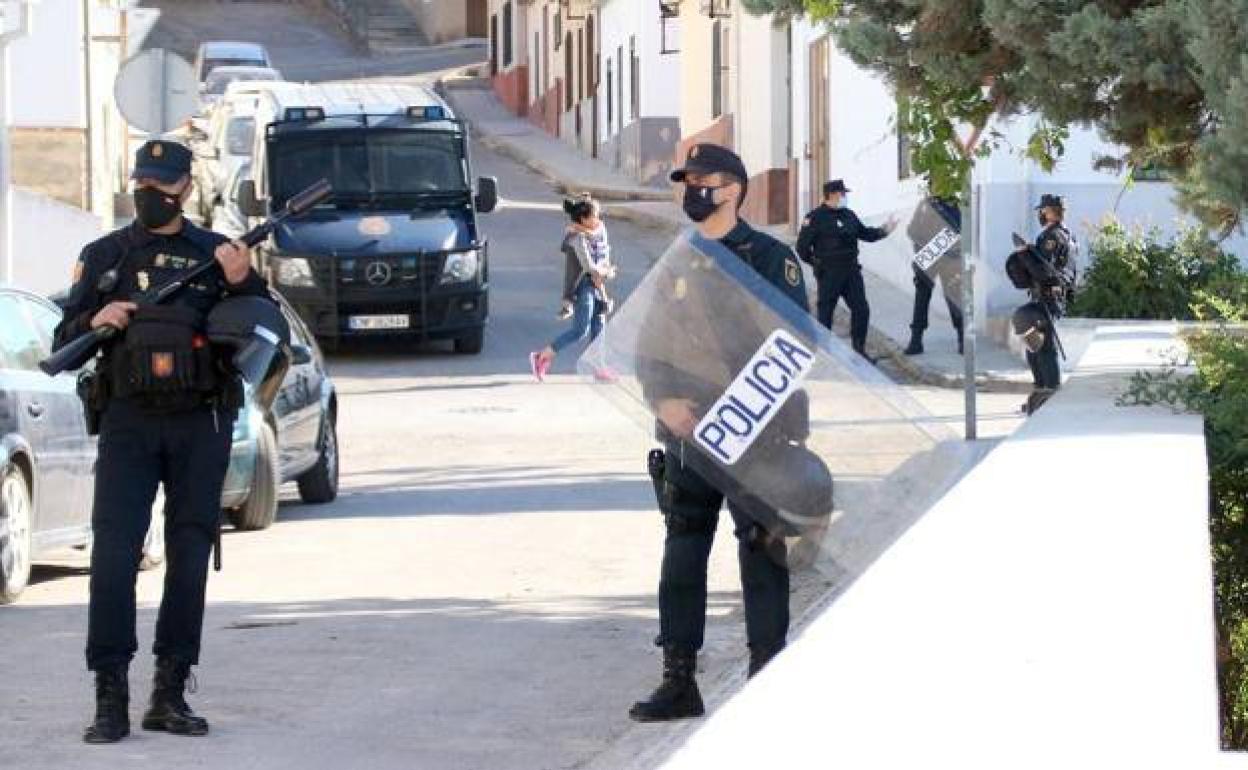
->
<box><xmin>271</xmin><ymin>130</ymin><xmax>469</xmax><ymax>209</ymax></box>
<box><xmin>202</xmin><ymin>58</ymin><xmax>266</xmax><ymax>80</ymax></box>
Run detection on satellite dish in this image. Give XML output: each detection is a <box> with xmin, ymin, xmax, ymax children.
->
<box><xmin>113</xmin><ymin>48</ymin><xmax>198</xmax><ymax>135</ymax></box>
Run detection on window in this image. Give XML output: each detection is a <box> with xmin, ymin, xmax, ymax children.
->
<box><xmin>660</xmin><ymin>0</ymin><xmax>680</xmax><ymax>54</ymax></box>
<box><xmin>534</xmin><ymin>33</ymin><xmax>540</xmax><ymax>97</ymax></box>
<box><xmin>226</xmin><ymin>116</ymin><xmax>255</xmax><ymax>157</ymax></box>
<box><xmin>630</xmin><ymin>37</ymin><xmax>640</xmax><ymax>120</ymax></box>
<box><xmin>502</xmin><ymin>2</ymin><xmax>513</xmax><ymax>68</ymax></box>
<box><xmin>489</xmin><ymin>14</ymin><xmax>499</xmax><ymax>75</ymax></box>
<box><xmin>543</xmin><ymin>9</ymin><xmax>550</xmax><ymax>91</ymax></box>
<box><xmin>577</xmin><ymin>28</ymin><xmax>584</xmax><ymax>103</ymax></box>
<box><xmin>0</xmin><ymin>295</ymin><xmax>47</xmax><ymax>371</ymax></box>
<box><xmin>606</xmin><ymin>60</ymin><xmax>613</xmax><ymax>134</ymax></box>
<box><xmin>554</xmin><ymin>7</ymin><xmax>562</xmax><ymax>48</ymax></box>
<box><xmin>1132</xmin><ymin>164</ymin><xmax>1172</xmax><ymax>182</ymax></box>
<box><xmin>564</xmin><ymin>32</ymin><xmax>574</xmax><ymax>110</ymax></box>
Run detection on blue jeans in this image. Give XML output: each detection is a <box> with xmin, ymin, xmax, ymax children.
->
<box><xmin>551</xmin><ymin>277</ymin><xmax>604</xmax><ymax>354</ymax></box>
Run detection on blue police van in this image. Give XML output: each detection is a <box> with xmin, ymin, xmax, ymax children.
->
<box><xmin>237</xmin><ymin>83</ymin><xmax>498</xmax><ymax>353</ymax></box>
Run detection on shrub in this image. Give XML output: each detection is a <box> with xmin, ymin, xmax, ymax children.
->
<box><xmin>1069</xmin><ymin>220</ymin><xmax>1246</xmax><ymax>321</ymax></box>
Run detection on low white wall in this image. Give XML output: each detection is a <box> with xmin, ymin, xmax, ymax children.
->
<box><xmin>661</xmin><ymin>324</ymin><xmax>1227</xmax><ymax>770</ymax></box>
<box><xmin>9</xmin><ymin>187</ymin><xmax>104</xmax><ymax>297</ymax></box>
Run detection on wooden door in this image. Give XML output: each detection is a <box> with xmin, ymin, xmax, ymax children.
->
<box><xmin>808</xmin><ymin>36</ymin><xmax>831</xmax><ymax>210</ymax></box>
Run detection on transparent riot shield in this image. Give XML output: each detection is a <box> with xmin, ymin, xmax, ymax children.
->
<box><xmin>859</xmin><ymin>196</ymin><xmax>966</xmax><ymax>321</ymax></box>
<box><xmin>577</xmin><ymin>230</ymin><xmax>984</xmax><ymax>581</ymax></box>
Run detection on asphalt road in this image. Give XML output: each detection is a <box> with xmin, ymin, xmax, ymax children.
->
<box><xmin>0</xmin><ymin>5</ymin><xmax>1028</xmax><ymax>769</ymax></box>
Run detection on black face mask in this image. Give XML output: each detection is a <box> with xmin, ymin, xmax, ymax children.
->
<box><xmin>682</xmin><ymin>184</ymin><xmax>727</xmax><ymax>223</ymax></box>
<box><xmin>134</xmin><ymin>186</ymin><xmax>184</xmax><ymax>230</ymax></box>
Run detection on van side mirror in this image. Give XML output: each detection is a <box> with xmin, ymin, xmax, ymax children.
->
<box><xmin>474</xmin><ymin>176</ymin><xmax>499</xmax><ymax>214</ymax></box>
<box><xmin>237</xmin><ymin>180</ymin><xmax>265</xmax><ymax>218</ymax></box>
<box><xmin>288</xmin><ymin>344</ymin><xmax>313</xmax><ymax>366</ymax></box>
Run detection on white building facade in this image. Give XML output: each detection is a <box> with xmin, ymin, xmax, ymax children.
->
<box><xmin>789</xmin><ymin>17</ymin><xmax>1248</xmax><ymax>338</ymax></box>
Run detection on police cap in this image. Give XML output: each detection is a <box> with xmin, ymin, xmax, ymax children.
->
<box><xmin>131</xmin><ymin>140</ymin><xmax>192</xmax><ymax>184</ymax></box>
<box><xmin>1035</xmin><ymin>193</ymin><xmax>1064</xmax><ymax>211</ymax></box>
<box><xmin>670</xmin><ymin>143</ymin><xmax>749</xmax><ymax>184</ymax></box>
<box><xmin>823</xmin><ymin>179</ymin><xmax>851</xmax><ymax>196</ymax></box>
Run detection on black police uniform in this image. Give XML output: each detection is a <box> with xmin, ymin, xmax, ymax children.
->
<box><xmin>651</xmin><ymin>221</ymin><xmax>809</xmax><ymax>665</ymax></box>
<box><xmin>906</xmin><ymin>198</ymin><xmax>964</xmax><ymax>354</ymax></box>
<box><xmin>796</xmin><ymin>195</ymin><xmax>889</xmax><ymax>353</ymax></box>
<box><xmin>53</xmin><ymin>140</ymin><xmax>272</xmax><ymax>743</ymax></box>
<box><xmin>1024</xmin><ymin>221</ymin><xmax>1072</xmax><ymax>392</ymax></box>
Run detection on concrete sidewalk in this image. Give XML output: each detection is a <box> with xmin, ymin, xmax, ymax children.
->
<box><xmin>607</xmin><ymin>200</ymin><xmax>1033</xmax><ymax>391</ymax></box>
<box><xmin>440</xmin><ymin>76</ymin><xmax>671</xmax><ymax>202</ymax></box>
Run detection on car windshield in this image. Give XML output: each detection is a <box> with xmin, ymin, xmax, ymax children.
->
<box><xmin>226</xmin><ymin>117</ymin><xmax>255</xmax><ymax>155</ymax></box>
<box><xmin>271</xmin><ymin>130</ymin><xmax>469</xmax><ymax>209</ymax></box>
<box><xmin>206</xmin><ymin>69</ymin><xmax>276</xmax><ymax>95</ymax></box>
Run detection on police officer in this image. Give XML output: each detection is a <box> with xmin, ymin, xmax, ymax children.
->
<box><xmin>53</xmin><ymin>140</ymin><xmax>273</xmax><ymax>743</ymax></box>
<box><xmin>904</xmin><ymin>197</ymin><xmax>964</xmax><ymax>355</ymax></box>
<box><xmin>796</xmin><ymin>180</ymin><xmax>896</xmax><ymax>359</ymax></box>
<box><xmin>628</xmin><ymin>144</ymin><xmax>812</xmax><ymax>723</ymax></box>
<box><xmin>1011</xmin><ymin>193</ymin><xmax>1074</xmax><ymax>414</ymax></box>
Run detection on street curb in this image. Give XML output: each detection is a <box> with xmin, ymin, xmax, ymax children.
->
<box><xmin>438</xmin><ymin>78</ymin><xmax>673</xmax><ymax>204</ymax></box>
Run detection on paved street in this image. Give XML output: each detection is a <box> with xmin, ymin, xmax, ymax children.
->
<box><xmin>0</xmin><ymin>4</ymin><xmax>1027</xmax><ymax>769</ymax></box>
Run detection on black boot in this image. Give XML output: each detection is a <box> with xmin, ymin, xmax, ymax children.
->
<box><xmin>852</xmin><ymin>342</ymin><xmax>877</xmax><ymax>364</ymax></box>
<box><xmin>747</xmin><ymin>644</ymin><xmax>785</xmax><ymax>679</ymax></box>
<box><xmin>83</xmin><ymin>668</ymin><xmax>130</xmax><ymax>744</ymax></box>
<box><xmin>956</xmin><ymin>326</ymin><xmax>965</xmax><ymax>355</ymax></box>
<box><xmin>629</xmin><ymin>647</ymin><xmax>704</xmax><ymax>722</ymax></box>
<box><xmin>142</xmin><ymin>658</ymin><xmax>209</xmax><ymax>736</ymax></box>
<box><xmin>903</xmin><ymin>330</ymin><xmax>924</xmax><ymax>356</ymax></box>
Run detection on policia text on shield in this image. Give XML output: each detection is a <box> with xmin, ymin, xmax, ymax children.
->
<box><xmin>45</xmin><ymin>140</ymin><xmax>322</xmax><ymax>746</ymax></box>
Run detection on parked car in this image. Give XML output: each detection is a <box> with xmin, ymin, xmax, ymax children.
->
<box><xmin>212</xmin><ymin>161</ymin><xmax>253</xmax><ymax>240</ymax></box>
<box><xmin>0</xmin><ymin>287</ymin><xmax>164</xmax><ymax>603</ymax></box>
<box><xmin>0</xmin><ymin>289</ymin><xmax>337</xmax><ymax>603</ymax></box>
<box><xmin>199</xmin><ymin>65</ymin><xmax>282</xmax><ymax>112</ymax></box>
<box><xmin>219</xmin><ymin>291</ymin><xmax>339</xmax><ymax>531</ymax></box>
<box><xmin>191</xmin><ymin>96</ymin><xmax>261</xmax><ymax>224</ymax></box>
<box><xmin>194</xmin><ymin>41</ymin><xmax>272</xmax><ymax>83</ymax></box>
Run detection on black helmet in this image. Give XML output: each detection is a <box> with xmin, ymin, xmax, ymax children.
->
<box><xmin>206</xmin><ymin>296</ymin><xmax>291</xmax><ymax>410</ymax></box>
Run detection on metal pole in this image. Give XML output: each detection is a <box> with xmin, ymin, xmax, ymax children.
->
<box><xmin>961</xmin><ymin>179</ymin><xmax>978</xmax><ymax>441</ymax></box>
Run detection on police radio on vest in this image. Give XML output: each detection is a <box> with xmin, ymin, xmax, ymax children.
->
<box><xmin>694</xmin><ymin>329</ymin><xmax>817</xmax><ymax>466</ymax></box>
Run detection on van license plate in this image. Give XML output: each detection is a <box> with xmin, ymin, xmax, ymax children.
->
<box><xmin>349</xmin><ymin>314</ymin><xmax>410</xmax><ymax>331</ymax></box>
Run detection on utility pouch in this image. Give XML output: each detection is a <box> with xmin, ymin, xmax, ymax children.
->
<box><xmin>112</xmin><ymin>305</ymin><xmax>216</xmax><ymax>407</ymax></box>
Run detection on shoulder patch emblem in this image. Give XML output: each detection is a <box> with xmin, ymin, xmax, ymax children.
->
<box><xmin>785</xmin><ymin>259</ymin><xmax>801</xmax><ymax>287</ymax></box>
<box><xmin>137</xmin><ymin>271</ymin><xmax>150</xmax><ymax>292</ymax></box>
<box><xmin>1044</xmin><ymin>239</ymin><xmax>1055</xmax><ymax>252</ymax></box>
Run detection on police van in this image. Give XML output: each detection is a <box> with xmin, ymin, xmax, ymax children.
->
<box><xmin>237</xmin><ymin>82</ymin><xmax>498</xmax><ymax>353</ymax></box>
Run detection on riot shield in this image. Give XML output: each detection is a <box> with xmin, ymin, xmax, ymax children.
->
<box><xmin>577</xmin><ymin>231</ymin><xmax>983</xmax><ymax>580</ymax></box>
<box><xmin>858</xmin><ymin>196</ymin><xmax>966</xmax><ymax>321</ymax></box>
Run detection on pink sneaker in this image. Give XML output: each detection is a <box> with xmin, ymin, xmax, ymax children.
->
<box><xmin>530</xmin><ymin>352</ymin><xmax>552</xmax><ymax>382</ymax></box>
<box><xmin>593</xmin><ymin>366</ymin><xmax>619</xmax><ymax>383</ymax></box>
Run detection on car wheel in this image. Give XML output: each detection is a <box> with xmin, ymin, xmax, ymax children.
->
<box><xmin>0</xmin><ymin>465</ymin><xmax>34</xmax><ymax>604</ymax></box>
<box><xmin>139</xmin><ymin>491</ymin><xmax>166</xmax><ymax>571</ymax></box>
<box><xmin>227</xmin><ymin>421</ymin><xmax>279</xmax><ymax>531</ymax></box>
<box><xmin>454</xmin><ymin>328</ymin><xmax>485</xmax><ymax>355</ymax></box>
<box><xmin>297</xmin><ymin>414</ymin><xmax>338</xmax><ymax>504</ymax></box>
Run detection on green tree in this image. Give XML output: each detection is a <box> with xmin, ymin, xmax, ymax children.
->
<box><xmin>741</xmin><ymin>0</ymin><xmax>1248</xmax><ymax>230</ymax></box>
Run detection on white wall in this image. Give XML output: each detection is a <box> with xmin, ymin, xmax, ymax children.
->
<box><xmin>661</xmin><ymin>324</ymin><xmax>1223</xmax><ymax>770</ymax></box>
<box><xmin>734</xmin><ymin>11</ymin><xmax>788</xmax><ymax>176</ymax></box>
<box><xmin>10</xmin><ymin>187</ymin><xmax>103</xmax><ymax>296</ymax></box>
<box><xmin>10</xmin><ymin>0</ymin><xmax>86</xmax><ymax>129</ymax></box>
